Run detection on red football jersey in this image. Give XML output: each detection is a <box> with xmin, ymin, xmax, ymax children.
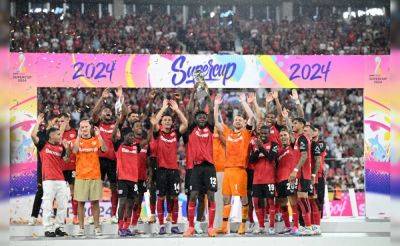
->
<box><xmin>40</xmin><ymin>142</ymin><xmax>65</xmax><ymax>181</ymax></box>
<box><xmin>116</xmin><ymin>144</ymin><xmax>139</xmax><ymax>182</ymax></box>
<box><xmin>251</xmin><ymin>140</ymin><xmax>277</xmax><ymax>184</ymax></box>
<box><xmin>155</xmin><ymin>130</ymin><xmax>179</xmax><ymax>170</ymax></box>
<box><xmin>293</xmin><ymin>134</ymin><xmax>312</xmax><ymax>180</ymax></box>
<box><xmin>98</xmin><ymin>122</ymin><xmax>116</xmax><ymax>160</ymax></box>
<box><xmin>187</xmin><ymin>125</ymin><xmax>213</xmax><ymax>166</ymax></box>
<box><xmin>62</xmin><ymin>128</ymin><xmax>77</xmax><ymax>170</ymax></box>
<box><xmin>276</xmin><ymin>145</ymin><xmax>296</xmax><ymax>183</ymax></box>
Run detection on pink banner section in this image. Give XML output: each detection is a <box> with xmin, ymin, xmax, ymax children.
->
<box><xmin>329</xmin><ymin>192</ymin><xmax>365</xmax><ymax>216</ymax></box>
<box><xmin>9</xmin><ymin>53</ymin><xmax>389</xmax><ymax>88</ymax></box>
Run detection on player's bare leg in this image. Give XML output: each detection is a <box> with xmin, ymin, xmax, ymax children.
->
<box><xmin>277</xmin><ymin>197</ymin><xmax>291</xmax><ymax>233</ymax></box>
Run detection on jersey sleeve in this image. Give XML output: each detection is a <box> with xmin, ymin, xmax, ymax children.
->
<box><xmin>318</xmin><ymin>141</ymin><xmax>326</xmax><ymax>152</ymax></box>
<box><xmin>298</xmin><ymin>135</ymin><xmax>308</xmax><ymax>152</ymax></box>
<box><xmin>312</xmin><ymin>141</ymin><xmax>322</xmax><ymax>156</ymax></box>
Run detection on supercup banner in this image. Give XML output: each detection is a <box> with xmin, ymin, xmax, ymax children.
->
<box><xmin>9</xmin><ymin>53</ymin><xmax>391</xmax><ymax>219</ymax></box>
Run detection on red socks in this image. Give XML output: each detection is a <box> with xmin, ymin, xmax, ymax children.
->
<box><xmin>292</xmin><ymin>203</ymin><xmax>299</xmax><ymax>228</ymax></box>
<box><xmin>72</xmin><ymin>199</ymin><xmax>78</xmax><ymax>216</ymax></box>
<box><xmin>131</xmin><ymin>203</ymin><xmax>141</xmax><ymax>226</ymax></box>
<box><xmin>111</xmin><ymin>190</ymin><xmax>118</xmax><ymax>217</ymax></box>
<box><xmin>281</xmin><ymin>205</ymin><xmax>291</xmax><ymax>228</ymax></box>
<box><xmin>123</xmin><ymin>217</ymin><xmax>131</xmax><ymax>229</ymax></box>
<box><xmin>248</xmin><ymin>203</ymin><xmax>254</xmax><ymax>223</ymax></box>
<box><xmin>157</xmin><ymin>197</ymin><xmax>165</xmax><ymax>225</ymax></box>
<box><xmin>267</xmin><ymin>198</ymin><xmax>276</xmax><ymax>228</ymax></box>
<box><xmin>208</xmin><ymin>201</ymin><xmax>216</xmax><ymax>228</ymax></box>
<box><xmin>253</xmin><ymin>198</ymin><xmax>265</xmax><ymax>228</ymax></box>
<box><xmin>310</xmin><ymin>199</ymin><xmax>321</xmax><ymax>226</ymax></box>
<box><xmin>297</xmin><ymin>198</ymin><xmax>312</xmax><ymax>227</ymax></box>
<box><xmin>188</xmin><ymin>201</ymin><xmax>196</xmax><ymax>227</ymax></box>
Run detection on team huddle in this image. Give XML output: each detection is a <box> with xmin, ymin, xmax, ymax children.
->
<box><xmin>31</xmin><ymin>84</ymin><xmax>327</xmax><ymax>238</ymax></box>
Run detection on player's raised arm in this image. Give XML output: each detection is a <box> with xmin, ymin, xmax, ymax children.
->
<box><xmin>265</xmin><ymin>92</ymin><xmax>274</xmax><ymax>116</ymax></box>
<box><xmin>170</xmin><ymin>99</ymin><xmax>188</xmax><ymax>134</ymax></box>
<box><xmin>290</xmin><ymin>89</ymin><xmax>305</xmax><ymax>118</ymax></box>
<box><xmin>94</xmin><ymin>126</ymin><xmax>107</xmax><ymax>153</ymax></box>
<box><xmin>111</xmin><ymin>117</ymin><xmax>122</xmax><ymax>144</ymax></box>
<box><xmin>272</xmin><ymin>90</ymin><xmax>284</xmax><ymax>125</ymax></box>
<box><xmin>282</xmin><ymin>108</ymin><xmax>295</xmax><ymax>143</ymax></box>
<box><xmin>213</xmin><ymin>94</ymin><xmax>224</xmax><ymax>133</ymax></box>
<box><xmin>31</xmin><ymin>113</ymin><xmax>45</xmax><ymax>145</ymax></box>
<box><xmin>247</xmin><ymin>92</ymin><xmax>262</xmax><ymax>124</ymax></box>
<box><xmin>186</xmin><ymin>87</ymin><xmax>197</xmax><ymax>123</ymax></box>
<box><xmin>206</xmin><ymin>91</ymin><xmax>214</xmax><ymax>126</ymax></box>
<box><xmin>152</xmin><ymin>99</ymin><xmax>169</xmax><ymax>133</ymax></box>
<box><xmin>239</xmin><ymin>93</ymin><xmax>255</xmax><ymax>127</ymax></box>
<box><xmin>92</xmin><ymin>88</ymin><xmax>110</xmax><ymax>124</ymax></box>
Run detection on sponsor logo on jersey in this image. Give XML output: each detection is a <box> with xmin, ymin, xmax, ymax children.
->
<box><xmin>45</xmin><ymin>147</ymin><xmax>62</xmax><ymax>157</ymax></box>
<box><xmin>160</xmin><ymin>135</ymin><xmax>177</xmax><ymax>143</ymax></box>
<box><xmin>195</xmin><ymin>129</ymin><xmax>210</xmax><ymax>138</ymax></box>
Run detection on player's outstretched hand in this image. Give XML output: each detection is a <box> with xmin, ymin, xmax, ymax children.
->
<box><xmin>266</xmin><ymin>92</ymin><xmax>274</xmax><ymax>103</ymax></box>
<box><xmin>238</xmin><ymin>93</ymin><xmax>246</xmax><ymax>102</ymax></box>
<box><xmin>37</xmin><ymin>113</ymin><xmax>45</xmax><ymax>124</ymax></box>
<box><xmin>101</xmin><ymin>88</ymin><xmax>110</xmax><ymax>98</ymax></box>
<box><xmin>290</xmin><ymin>89</ymin><xmax>299</xmax><ymax>101</ymax></box>
<box><xmin>282</xmin><ymin>108</ymin><xmax>289</xmax><ymax>118</ymax></box>
<box><xmin>214</xmin><ymin>94</ymin><xmax>223</xmax><ymax>105</ymax></box>
<box><xmin>247</xmin><ymin>92</ymin><xmax>256</xmax><ymax>104</ymax></box>
<box><xmin>169</xmin><ymin>100</ymin><xmax>179</xmax><ymax>111</ymax></box>
<box><xmin>271</xmin><ymin>90</ymin><xmax>278</xmax><ymax>99</ymax></box>
<box><xmin>162</xmin><ymin>99</ymin><xmax>169</xmax><ymax>109</ymax></box>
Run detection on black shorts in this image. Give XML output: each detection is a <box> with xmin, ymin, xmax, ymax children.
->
<box><xmin>252</xmin><ymin>184</ymin><xmax>276</xmax><ymax>198</ymax></box>
<box><xmin>156</xmin><ymin>168</ymin><xmax>180</xmax><ymax>196</ymax></box>
<box><xmin>100</xmin><ymin>158</ymin><xmax>117</xmax><ymax>183</ymax></box>
<box><xmin>138</xmin><ymin>180</ymin><xmax>147</xmax><ymax>195</ymax></box>
<box><xmin>313</xmin><ymin>178</ymin><xmax>325</xmax><ymax>198</ymax></box>
<box><xmin>184</xmin><ymin>169</ymin><xmax>192</xmax><ymax>195</ymax></box>
<box><xmin>190</xmin><ymin>162</ymin><xmax>217</xmax><ymax>193</ymax></box>
<box><xmin>117</xmin><ymin>180</ymin><xmax>139</xmax><ymax>199</ymax></box>
<box><xmin>63</xmin><ymin>170</ymin><xmax>75</xmax><ymax>185</ymax></box>
<box><xmin>247</xmin><ymin>169</ymin><xmax>254</xmax><ymax>193</ymax></box>
<box><xmin>298</xmin><ymin>178</ymin><xmax>313</xmax><ymax>195</ymax></box>
<box><xmin>276</xmin><ymin>179</ymin><xmax>298</xmax><ymax>198</ymax></box>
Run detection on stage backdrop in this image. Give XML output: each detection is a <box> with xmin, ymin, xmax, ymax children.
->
<box><xmin>9</xmin><ymin>53</ymin><xmax>390</xmax><ymax>220</ymax></box>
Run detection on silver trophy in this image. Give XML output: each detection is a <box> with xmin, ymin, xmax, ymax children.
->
<box><xmin>193</xmin><ymin>70</ymin><xmax>209</xmax><ymax>107</ymax></box>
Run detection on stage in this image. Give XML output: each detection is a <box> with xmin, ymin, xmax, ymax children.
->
<box><xmin>10</xmin><ymin>217</ymin><xmax>390</xmax><ymax>246</ymax></box>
